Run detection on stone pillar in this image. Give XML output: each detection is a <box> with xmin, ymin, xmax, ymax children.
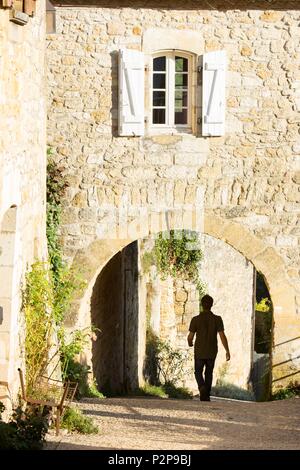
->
<box><xmin>160</xmin><ymin>275</ymin><xmax>177</xmax><ymax>346</ymax></box>
<box><xmin>149</xmin><ymin>273</ymin><xmax>161</xmax><ymax>336</ymax></box>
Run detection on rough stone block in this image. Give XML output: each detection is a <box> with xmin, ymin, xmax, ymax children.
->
<box><xmin>107</xmin><ymin>22</ymin><xmax>126</xmax><ymax>36</ymax></box>
<box><xmin>175</xmin><ymin>289</ymin><xmax>188</xmax><ymax>303</ymax></box>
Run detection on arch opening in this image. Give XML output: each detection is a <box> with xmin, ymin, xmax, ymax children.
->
<box><xmin>71</xmin><ymin>211</ymin><xmax>298</xmax><ymax>397</ymax></box>
<box><xmin>251</xmin><ymin>272</ymin><xmax>273</xmax><ymax>401</ymax></box>
<box><xmin>89</xmin><ymin>231</ymin><xmax>274</xmax><ymax>401</ymax></box>
<box><xmin>91</xmin><ymin>242</ymin><xmax>139</xmax><ymax>396</ymax></box>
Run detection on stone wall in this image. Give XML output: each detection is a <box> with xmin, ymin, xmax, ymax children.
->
<box><xmin>0</xmin><ymin>2</ymin><xmax>46</xmax><ymax>411</ymax></box>
<box><xmin>140</xmin><ymin>234</ymin><xmax>255</xmax><ymax>394</ymax></box>
<box><xmin>46</xmin><ymin>3</ymin><xmax>300</xmax><ymax>389</ymax></box>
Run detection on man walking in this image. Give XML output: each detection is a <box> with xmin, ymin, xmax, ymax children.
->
<box><xmin>187</xmin><ymin>294</ymin><xmax>230</xmax><ymax>401</ymax></box>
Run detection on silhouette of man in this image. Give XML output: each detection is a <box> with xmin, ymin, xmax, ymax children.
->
<box><xmin>187</xmin><ymin>294</ymin><xmax>230</xmax><ymax>401</ymax></box>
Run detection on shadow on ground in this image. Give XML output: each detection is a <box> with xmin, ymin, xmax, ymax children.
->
<box><xmin>46</xmin><ymin>396</ymin><xmax>300</xmax><ymax>450</ymax></box>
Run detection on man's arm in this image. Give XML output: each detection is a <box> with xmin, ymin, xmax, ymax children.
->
<box><xmin>187</xmin><ymin>331</ymin><xmax>195</xmax><ymax>347</ymax></box>
<box><xmin>218</xmin><ymin>331</ymin><xmax>230</xmax><ymax>361</ymax></box>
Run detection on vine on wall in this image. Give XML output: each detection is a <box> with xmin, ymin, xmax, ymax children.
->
<box><xmin>152</xmin><ymin>230</ymin><xmax>205</xmax><ymax>295</ymax></box>
<box><xmin>23</xmin><ymin>149</ymin><xmax>91</xmax><ymax>396</ymax></box>
<box><xmin>46</xmin><ymin>148</ymin><xmax>85</xmax><ymax>327</ymax></box>
<box><xmin>142</xmin><ymin>230</ymin><xmax>205</xmax><ymax>395</ymax></box>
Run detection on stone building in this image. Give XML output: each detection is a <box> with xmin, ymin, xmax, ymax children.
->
<box><xmin>46</xmin><ymin>0</ymin><xmax>300</xmax><ymax>398</ymax></box>
<box><xmin>0</xmin><ymin>0</ymin><xmax>47</xmax><ymax>412</ymax></box>
<box><xmin>0</xmin><ymin>0</ymin><xmax>299</xmax><ymax>410</ymax></box>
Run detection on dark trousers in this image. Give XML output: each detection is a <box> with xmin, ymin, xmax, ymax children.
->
<box><xmin>194</xmin><ymin>357</ymin><xmax>216</xmax><ymax>396</ymax></box>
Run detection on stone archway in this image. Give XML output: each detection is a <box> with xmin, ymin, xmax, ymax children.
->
<box><xmin>69</xmin><ymin>210</ymin><xmax>299</xmax><ymax>392</ymax></box>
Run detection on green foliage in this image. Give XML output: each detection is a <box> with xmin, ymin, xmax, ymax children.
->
<box><xmin>23</xmin><ymin>260</ymin><xmax>91</xmax><ymax>402</ymax></box>
<box><xmin>47</xmin><ymin>148</ymin><xmax>85</xmax><ymax>325</ymax></box>
<box><xmin>46</xmin><ymin>148</ymin><xmax>68</xmax><ymax>286</ymax></box>
<box><xmin>143</xmin><ymin>328</ymin><xmax>193</xmax><ymax>399</ymax></box>
<box><xmin>23</xmin><ymin>262</ymin><xmax>55</xmax><ymax>393</ymax></box>
<box><xmin>60</xmin><ymin>328</ymin><xmax>92</xmax><ymax>376</ymax></box>
<box><xmin>61</xmin><ymin>358</ymin><xmax>90</xmax><ymax>399</ymax></box>
<box><xmin>254</xmin><ymin>302</ymin><xmax>272</xmax><ymax>354</ymax></box>
<box><xmin>46</xmin><ymin>148</ymin><xmax>88</xmax><ymax>395</ymax></box>
<box><xmin>272</xmin><ymin>383</ymin><xmax>300</xmax><ymax>400</ymax></box>
<box><xmin>0</xmin><ymin>402</ymin><xmax>49</xmax><ymax>450</ymax></box>
<box><xmin>256</xmin><ymin>297</ymin><xmax>271</xmax><ymax>312</ymax></box>
<box><xmin>156</xmin><ymin>338</ymin><xmax>190</xmax><ymax>386</ymax></box>
<box><xmin>141</xmin><ymin>250</ymin><xmax>157</xmax><ymax>274</ymax></box>
<box><xmin>162</xmin><ymin>382</ymin><xmax>193</xmax><ymax>399</ymax></box>
<box><xmin>61</xmin><ymin>407</ymin><xmax>98</xmax><ymax>434</ymax></box>
<box><xmin>0</xmin><ymin>421</ymin><xmax>16</xmax><ymax>449</ymax></box>
<box><xmin>84</xmin><ymin>380</ymin><xmax>105</xmax><ymax>399</ymax></box>
<box><xmin>136</xmin><ymin>382</ymin><xmax>192</xmax><ymax>399</ymax></box>
<box><xmin>60</xmin><ymin>328</ymin><xmax>103</xmax><ymax>399</ymax></box>
<box><xmin>22</xmin><ymin>149</ymin><xmax>89</xmax><ymax>403</ymax></box>
<box><xmin>136</xmin><ymin>383</ymin><xmax>168</xmax><ymax>398</ymax></box>
<box><xmin>153</xmin><ymin>230</ymin><xmax>205</xmax><ymax>294</ymax></box>
<box><xmin>0</xmin><ymin>401</ymin><xmax>5</xmax><ymax>418</ymax></box>
<box><xmin>136</xmin><ymin>382</ymin><xmax>193</xmax><ymax>399</ymax></box>
<box><xmin>54</xmin><ymin>267</ymin><xmax>86</xmax><ymax>327</ymax></box>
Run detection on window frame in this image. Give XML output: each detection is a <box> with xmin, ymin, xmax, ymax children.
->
<box><xmin>149</xmin><ymin>50</ymin><xmax>195</xmax><ymax>134</ymax></box>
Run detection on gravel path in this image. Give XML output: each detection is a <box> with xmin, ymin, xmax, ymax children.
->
<box><xmin>45</xmin><ymin>396</ymin><xmax>300</xmax><ymax>450</ymax></box>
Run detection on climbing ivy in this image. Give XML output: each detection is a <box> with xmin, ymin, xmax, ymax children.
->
<box><xmin>153</xmin><ymin>230</ymin><xmax>205</xmax><ymax>294</ymax></box>
<box><xmin>143</xmin><ymin>327</ymin><xmax>193</xmax><ymax>399</ymax></box>
<box><xmin>23</xmin><ymin>150</ymin><xmax>89</xmax><ymax>395</ymax></box>
<box><xmin>46</xmin><ymin>148</ymin><xmax>67</xmax><ymax>287</ymax></box>
<box><xmin>46</xmin><ymin>148</ymin><xmax>85</xmax><ymax>325</ymax></box>
<box><xmin>45</xmin><ymin>150</ymin><xmax>100</xmax><ymax>397</ymax></box>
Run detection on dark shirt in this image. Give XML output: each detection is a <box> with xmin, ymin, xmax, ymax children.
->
<box><xmin>189</xmin><ymin>311</ymin><xmax>224</xmax><ymax>359</ymax></box>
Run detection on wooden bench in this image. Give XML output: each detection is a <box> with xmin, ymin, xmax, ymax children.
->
<box><xmin>18</xmin><ymin>368</ymin><xmax>77</xmax><ymax>435</ymax></box>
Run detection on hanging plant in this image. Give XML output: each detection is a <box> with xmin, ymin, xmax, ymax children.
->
<box><xmin>153</xmin><ymin>230</ymin><xmax>205</xmax><ymax>295</ymax></box>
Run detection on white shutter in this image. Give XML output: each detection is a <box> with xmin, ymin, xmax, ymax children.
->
<box><xmin>202</xmin><ymin>50</ymin><xmax>226</xmax><ymax>136</ymax></box>
<box><xmin>118</xmin><ymin>48</ymin><xmax>144</xmax><ymax>136</ymax></box>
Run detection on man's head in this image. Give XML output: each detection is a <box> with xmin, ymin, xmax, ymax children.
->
<box><xmin>201</xmin><ymin>294</ymin><xmax>213</xmax><ymax>311</ymax></box>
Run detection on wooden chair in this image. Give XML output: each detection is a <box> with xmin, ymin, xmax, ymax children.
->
<box><xmin>18</xmin><ymin>368</ymin><xmax>77</xmax><ymax>435</ymax></box>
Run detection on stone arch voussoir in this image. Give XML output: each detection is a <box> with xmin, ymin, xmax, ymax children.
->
<box><xmin>69</xmin><ymin>210</ymin><xmax>298</xmax><ymax>389</ymax></box>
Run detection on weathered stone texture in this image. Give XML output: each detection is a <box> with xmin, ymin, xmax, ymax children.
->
<box><xmin>46</xmin><ymin>5</ymin><xmax>300</xmax><ymax>390</ymax></box>
<box><xmin>47</xmin><ymin>7</ymin><xmax>299</xmax><ymax>271</ymax></box>
<box><xmin>140</xmin><ymin>234</ymin><xmax>254</xmax><ymax>393</ymax></box>
<box><xmin>0</xmin><ymin>3</ymin><xmax>47</xmax><ymax>411</ymax></box>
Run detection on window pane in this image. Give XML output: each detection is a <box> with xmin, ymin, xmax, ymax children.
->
<box><xmin>153</xmin><ymin>91</ymin><xmax>165</xmax><ymax>107</ymax></box>
<box><xmin>153</xmin><ymin>73</ymin><xmax>166</xmax><ymax>89</ymax></box>
<box><xmin>153</xmin><ymin>56</ymin><xmax>166</xmax><ymax>71</ymax></box>
<box><xmin>175</xmin><ymin>90</ymin><xmax>188</xmax><ymax>108</ymax></box>
<box><xmin>153</xmin><ymin>109</ymin><xmax>166</xmax><ymax>124</ymax></box>
<box><xmin>175</xmin><ymin>56</ymin><xmax>188</xmax><ymax>72</ymax></box>
<box><xmin>175</xmin><ymin>108</ymin><xmax>188</xmax><ymax>125</ymax></box>
<box><xmin>175</xmin><ymin>73</ymin><xmax>188</xmax><ymax>87</ymax></box>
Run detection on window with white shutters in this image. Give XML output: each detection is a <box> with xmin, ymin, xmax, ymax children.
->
<box><xmin>118</xmin><ymin>48</ymin><xmax>226</xmax><ymax>137</ymax></box>
<box><xmin>118</xmin><ymin>48</ymin><xmax>145</xmax><ymax>137</ymax></box>
<box><xmin>151</xmin><ymin>51</ymin><xmax>192</xmax><ymax>131</ymax></box>
<box><xmin>202</xmin><ymin>50</ymin><xmax>226</xmax><ymax>137</ymax></box>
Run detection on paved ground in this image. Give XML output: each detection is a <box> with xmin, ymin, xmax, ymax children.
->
<box><xmin>45</xmin><ymin>396</ymin><xmax>300</xmax><ymax>450</ymax></box>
